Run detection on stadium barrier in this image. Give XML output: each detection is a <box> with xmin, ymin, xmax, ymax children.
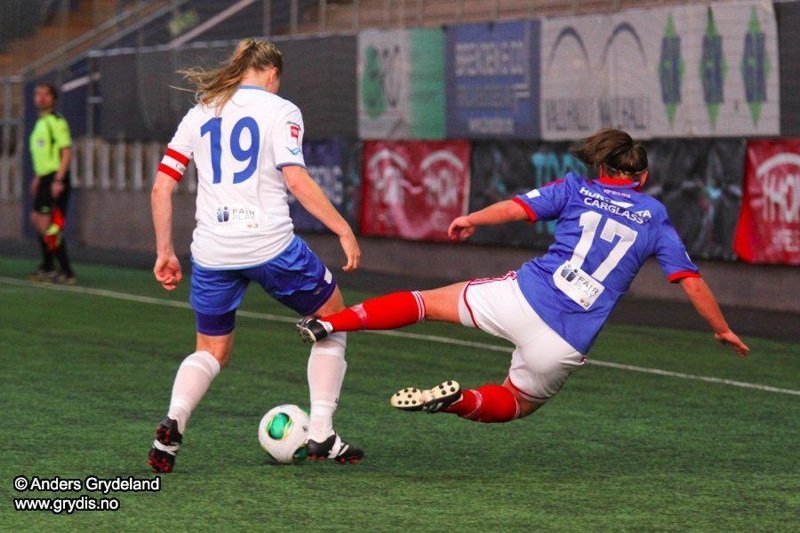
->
<box><xmin>0</xmin><ymin>1</ymin><xmax>788</xmax><ymax>270</ymax></box>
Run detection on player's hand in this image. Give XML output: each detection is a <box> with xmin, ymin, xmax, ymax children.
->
<box><xmin>51</xmin><ymin>180</ymin><xmax>64</xmax><ymax>198</ymax></box>
<box><xmin>339</xmin><ymin>231</ymin><xmax>361</xmax><ymax>272</ymax></box>
<box><xmin>714</xmin><ymin>330</ymin><xmax>750</xmax><ymax>357</ymax></box>
<box><xmin>448</xmin><ymin>215</ymin><xmax>475</xmax><ymax>241</ymax></box>
<box><xmin>30</xmin><ymin>177</ymin><xmax>40</xmax><ymax>197</ymax></box>
<box><xmin>153</xmin><ymin>254</ymin><xmax>182</xmax><ymax>291</ymax></box>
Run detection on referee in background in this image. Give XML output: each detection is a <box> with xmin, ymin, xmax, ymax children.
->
<box><xmin>28</xmin><ymin>82</ymin><xmax>76</xmax><ymax>284</ymax></box>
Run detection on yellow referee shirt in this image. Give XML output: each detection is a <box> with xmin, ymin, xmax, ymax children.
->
<box><xmin>29</xmin><ymin>113</ymin><xmax>72</xmax><ymax>177</ymax></box>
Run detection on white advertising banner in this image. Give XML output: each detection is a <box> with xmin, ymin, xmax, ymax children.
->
<box><xmin>359</xmin><ymin>29</ymin><xmax>411</xmax><ymax>139</ymax></box>
<box><xmin>540</xmin><ymin>1</ymin><xmax>779</xmax><ymax>139</ymax></box>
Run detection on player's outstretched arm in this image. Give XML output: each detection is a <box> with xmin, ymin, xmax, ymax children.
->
<box><xmin>449</xmin><ymin>200</ymin><xmax>529</xmax><ymax>241</ymax></box>
<box><xmin>282</xmin><ymin>165</ymin><xmax>361</xmax><ymax>272</ymax></box>
<box><xmin>151</xmin><ymin>171</ymin><xmax>182</xmax><ymax>290</ymax></box>
<box><xmin>679</xmin><ymin>277</ymin><xmax>750</xmax><ymax>357</ymax></box>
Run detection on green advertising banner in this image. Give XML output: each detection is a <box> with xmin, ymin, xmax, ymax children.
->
<box><xmin>358</xmin><ymin>28</ymin><xmax>445</xmax><ymax>140</ymax></box>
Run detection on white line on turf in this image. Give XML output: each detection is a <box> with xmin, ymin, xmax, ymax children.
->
<box><xmin>2</xmin><ymin>276</ymin><xmax>799</xmax><ymax>398</ymax></box>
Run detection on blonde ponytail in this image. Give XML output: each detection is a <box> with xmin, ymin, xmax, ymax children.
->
<box><xmin>178</xmin><ymin>38</ymin><xmax>283</xmax><ymax>112</ymax></box>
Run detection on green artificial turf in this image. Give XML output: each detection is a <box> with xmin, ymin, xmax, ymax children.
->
<box><xmin>1</xmin><ymin>257</ymin><xmax>798</xmax><ymax>532</ymax></box>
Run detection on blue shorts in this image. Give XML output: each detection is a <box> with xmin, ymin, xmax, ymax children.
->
<box><xmin>190</xmin><ymin>236</ymin><xmax>337</xmax><ymax>336</ymax></box>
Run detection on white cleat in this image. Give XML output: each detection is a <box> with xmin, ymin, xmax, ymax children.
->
<box><xmin>390</xmin><ymin>380</ymin><xmax>461</xmax><ymax>413</ymax></box>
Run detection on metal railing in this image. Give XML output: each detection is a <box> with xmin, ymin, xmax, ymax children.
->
<box><xmin>0</xmin><ymin>0</ymin><xmax>189</xmax><ymax>201</ymax></box>
<box><xmin>68</xmin><ymin>138</ymin><xmax>197</xmax><ymax>194</ymax></box>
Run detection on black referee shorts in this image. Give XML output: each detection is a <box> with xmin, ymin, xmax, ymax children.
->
<box><xmin>33</xmin><ymin>172</ymin><xmax>71</xmax><ymax>215</ymax></box>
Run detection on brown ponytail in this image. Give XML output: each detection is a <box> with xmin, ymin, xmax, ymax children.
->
<box><xmin>570</xmin><ymin>128</ymin><xmax>648</xmax><ymax>177</ymax></box>
<box><xmin>178</xmin><ymin>38</ymin><xmax>283</xmax><ymax>112</ymax></box>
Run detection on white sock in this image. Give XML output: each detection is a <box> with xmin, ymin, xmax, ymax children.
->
<box><xmin>307</xmin><ymin>332</ymin><xmax>347</xmax><ymax>442</ymax></box>
<box><xmin>167</xmin><ymin>350</ymin><xmax>221</xmax><ymax>433</ymax></box>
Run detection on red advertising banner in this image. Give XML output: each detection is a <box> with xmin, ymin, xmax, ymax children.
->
<box><xmin>734</xmin><ymin>140</ymin><xmax>800</xmax><ymax>264</ymax></box>
<box><xmin>361</xmin><ymin>141</ymin><xmax>471</xmax><ymax>241</ymax></box>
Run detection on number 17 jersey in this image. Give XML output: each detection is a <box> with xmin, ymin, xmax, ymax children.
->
<box><xmin>512</xmin><ymin>172</ymin><xmax>699</xmax><ymax>354</ymax></box>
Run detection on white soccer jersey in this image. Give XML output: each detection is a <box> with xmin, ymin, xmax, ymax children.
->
<box><xmin>160</xmin><ymin>85</ymin><xmax>306</xmax><ymax>268</ymax></box>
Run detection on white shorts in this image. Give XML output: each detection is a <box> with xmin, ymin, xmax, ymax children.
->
<box><xmin>458</xmin><ymin>272</ymin><xmax>586</xmax><ymax>404</ymax></box>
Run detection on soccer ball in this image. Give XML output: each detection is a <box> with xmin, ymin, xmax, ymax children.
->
<box><xmin>258</xmin><ymin>404</ymin><xmax>309</xmax><ymax>464</ymax></box>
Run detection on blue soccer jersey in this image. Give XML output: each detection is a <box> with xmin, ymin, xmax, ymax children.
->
<box><xmin>512</xmin><ymin>172</ymin><xmax>699</xmax><ymax>354</ymax></box>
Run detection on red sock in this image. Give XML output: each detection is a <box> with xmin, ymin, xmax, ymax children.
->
<box><xmin>444</xmin><ymin>384</ymin><xmax>519</xmax><ymax>423</ymax></box>
<box><xmin>43</xmin><ymin>208</ymin><xmax>66</xmax><ymax>252</ymax></box>
<box><xmin>52</xmin><ymin>207</ymin><xmax>65</xmax><ymax>230</ymax></box>
<box><xmin>323</xmin><ymin>291</ymin><xmax>425</xmax><ymax>332</ymax></box>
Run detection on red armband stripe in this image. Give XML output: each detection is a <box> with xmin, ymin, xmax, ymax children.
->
<box><xmin>159</xmin><ymin>163</ymin><xmax>183</xmax><ymax>182</ymax></box>
<box><xmin>512</xmin><ymin>196</ymin><xmax>538</xmax><ymax>222</ymax></box>
<box><xmin>165</xmin><ymin>148</ymin><xmax>190</xmax><ymax>166</ymax></box>
<box><xmin>667</xmin><ymin>271</ymin><xmax>701</xmax><ymax>283</ymax></box>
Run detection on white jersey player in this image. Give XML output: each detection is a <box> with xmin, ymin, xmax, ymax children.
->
<box><xmin>149</xmin><ymin>39</ymin><xmax>363</xmax><ymax>472</ymax></box>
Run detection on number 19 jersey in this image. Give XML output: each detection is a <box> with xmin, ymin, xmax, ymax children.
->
<box><xmin>162</xmin><ymin>86</ymin><xmax>306</xmax><ymax>269</ymax></box>
<box><xmin>512</xmin><ymin>172</ymin><xmax>700</xmax><ymax>354</ymax></box>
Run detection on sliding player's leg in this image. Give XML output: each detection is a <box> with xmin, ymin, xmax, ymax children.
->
<box><xmin>296</xmin><ymin>281</ymin><xmax>467</xmax><ymax>343</ymax></box>
<box><xmin>390</xmin><ymin>273</ymin><xmax>585</xmax><ymax>424</ymax></box>
<box><xmin>390</xmin><ymin>345</ymin><xmax>581</xmax><ymax>424</ymax></box>
<box><xmin>391</xmin><ymin>379</ymin><xmax>542</xmax><ymax>422</ymax></box>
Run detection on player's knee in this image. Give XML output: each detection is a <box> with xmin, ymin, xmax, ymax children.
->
<box><xmin>210</xmin><ymin>349</ymin><xmax>231</xmax><ymax>368</ymax></box>
<box><xmin>195</xmin><ymin>329</ymin><xmax>235</xmax><ymax>368</ymax></box>
<box><xmin>503</xmin><ymin>374</ymin><xmax>555</xmax><ymax>416</ymax></box>
<box><xmin>514</xmin><ymin>398</ymin><xmax>545</xmax><ymax>419</ymax></box>
<box><xmin>193</xmin><ymin>342</ymin><xmax>232</xmax><ymax>367</ymax></box>
<box><xmin>314</xmin><ymin>287</ymin><xmax>345</xmax><ymax>316</ymax></box>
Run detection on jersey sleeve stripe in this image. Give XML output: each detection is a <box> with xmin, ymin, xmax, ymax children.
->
<box><xmin>165</xmin><ymin>148</ymin><xmax>190</xmax><ymax>166</ymax></box>
<box><xmin>667</xmin><ymin>270</ymin><xmax>702</xmax><ymax>283</ymax></box>
<box><xmin>411</xmin><ymin>291</ymin><xmax>426</xmax><ymax>323</ymax></box>
<box><xmin>512</xmin><ymin>196</ymin><xmax>538</xmax><ymax>222</ymax></box>
<box><xmin>158</xmin><ymin>163</ymin><xmax>183</xmax><ymax>182</ymax></box>
<box><xmin>275</xmin><ymin>162</ymin><xmax>306</xmax><ymax>170</ymax></box>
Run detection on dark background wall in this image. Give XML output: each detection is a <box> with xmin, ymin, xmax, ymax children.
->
<box><xmin>778</xmin><ymin>1</ymin><xmax>800</xmax><ymax>137</ymax></box>
<box><xmin>2</xmin><ymin>190</ymin><xmax>798</xmax><ymax>315</ymax></box>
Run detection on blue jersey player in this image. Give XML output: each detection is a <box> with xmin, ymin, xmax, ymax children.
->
<box><xmin>297</xmin><ymin>129</ymin><xmax>749</xmax><ymax>425</ymax></box>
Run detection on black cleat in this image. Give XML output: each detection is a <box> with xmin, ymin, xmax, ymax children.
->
<box><xmin>391</xmin><ymin>380</ymin><xmax>462</xmax><ymax>413</ymax></box>
<box><xmin>296</xmin><ymin>317</ymin><xmax>333</xmax><ymax>343</ymax></box>
<box><xmin>306</xmin><ymin>433</ymin><xmax>364</xmax><ymax>464</ymax></box>
<box><xmin>148</xmin><ymin>416</ymin><xmax>182</xmax><ymax>473</ymax></box>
